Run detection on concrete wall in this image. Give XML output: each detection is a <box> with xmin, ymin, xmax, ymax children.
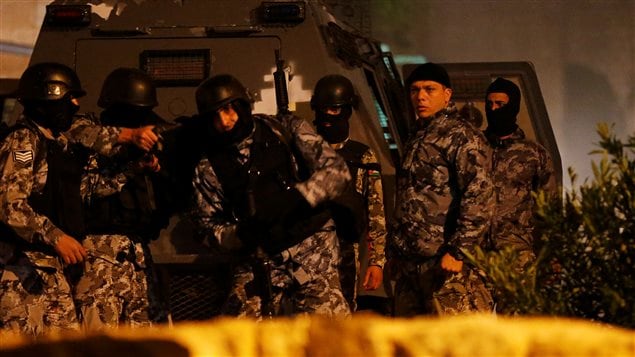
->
<box><xmin>372</xmin><ymin>0</ymin><xmax>635</xmax><ymax>184</ymax></box>
<box><xmin>0</xmin><ymin>1</ymin><xmax>49</xmax><ymax>78</ymax></box>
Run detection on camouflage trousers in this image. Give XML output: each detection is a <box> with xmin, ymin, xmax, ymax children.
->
<box><xmin>338</xmin><ymin>241</ymin><xmax>360</xmax><ymax>312</ymax></box>
<box><xmin>222</xmin><ymin>225</ymin><xmax>351</xmax><ymax>319</ymax></box>
<box><xmin>73</xmin><ymin>235</ymin><xmax>160</xmax><ymax>331</ymax></box>
<box><xmin>0</xmin><ymin>254</ymin><xmax>79</xmax><ymax>336</ymax></box>
<box><xmin>392</xmin><ymin>258</ymin><xmax>493</xmax><ymax>316</ymax></box>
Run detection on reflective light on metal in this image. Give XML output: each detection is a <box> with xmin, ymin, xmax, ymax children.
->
<box><xmin>45</xmin><ymin>5</ymin><xmax>91</xmax><ymax>27</ymax></box>
<box><xmin>46</xmin><ymin>83</ymin><xmax>64</xmax><ymax>97</ymax></box>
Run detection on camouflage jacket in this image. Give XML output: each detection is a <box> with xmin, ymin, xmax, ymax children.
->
<box><xmin>191</xmin><ymin>113</ymin><xmax>351</xmax><ymax>248</ymax></box>
<box><xmin>64</xmin><ymin>113</ymin><xmax>123</xmax><ymax>157</ymax></box>
<box><xmin>388</xmin><ymin>103</ymin><xmax>494</xmax><ymax>260</ymax></box>
<box><xmin>0</xmin><ymin>117</ymin><xmax>127</xmax><ymax>264</ymax></box>
<box><xmin>486</xmin><ymin>127</ymin><xmax>556</xmax><ymax>251</ymax></box>
<box><xmin>334</xmin><ymin>141</ymin><xmax>386</xmax><ymax>268</ymax></box>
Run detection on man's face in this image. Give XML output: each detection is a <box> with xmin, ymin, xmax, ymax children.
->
<box><xmin>212</xmin><ymin>102</ymin><xmax>239</xmax><ymax>133</ymax></box>
<box><xmin>486</xmin><ymin>92</ymin><xmax>510</xmax><ymax>111</ymax></box>
<box><xmin>409</xmin><ymin>80</ymin><xmax>452</xmax><ymax>119</ymax></box>
<box><xmin>319</xmin><ymin>106</ymin><xmax>343</xmax><ymax>127</ymax></box>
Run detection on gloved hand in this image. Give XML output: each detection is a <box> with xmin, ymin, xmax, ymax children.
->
<box><xmin>235</xmin><ymin>218</ymin><xmax>263</xmax><ymax>251</ymax></box>
<box><xmin>251</xmin><ymin>187</ymin><xmax>310</xmax><ymax>227</ymax></box>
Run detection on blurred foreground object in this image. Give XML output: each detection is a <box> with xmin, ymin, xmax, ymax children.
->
<box><xmin>0</xmin><ymin>314</ymin><xmax>633</xmax><ymax>357</ymax></box>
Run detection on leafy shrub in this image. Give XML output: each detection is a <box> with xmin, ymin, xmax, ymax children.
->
<box><xmin>468</xmin><ymin>123</ymin><xmax>635</xmax><ymax>328</ymax></box>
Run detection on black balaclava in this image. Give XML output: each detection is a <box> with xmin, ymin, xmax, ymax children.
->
<box><xmin>485</xmin><ymin>77</ymin><xmax>521</xmax><ymax>137</ymax></box>
<box><xmin>207</xmin><ymin>100</ymin><xmax>254</xmax><ymax>148</ymax></box>
<box><xmin>100</xmin><ymin>104</ymin><xmax>161</xmax><ymax>128</ymax></box>
<box><xmin>314</xmin><ymin>105</ymin><xmax>352</xmax><ymax>144</ymax></box>
<box><xmin>23</xmin><ymin>96</ymin><xmax>79</xmax><ymax>135</ymax></box>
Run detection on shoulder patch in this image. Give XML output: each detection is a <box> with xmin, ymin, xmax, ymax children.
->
<box><xmin>12</xmin><ymin>150</ymin><xmax>33</xmax><ymax>167</ymax></box>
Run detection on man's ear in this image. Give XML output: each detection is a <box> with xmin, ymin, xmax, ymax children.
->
<box><xmin>444</xmin><ymin>87</ymin><xmax>453</xmax><ymax>105</ymax></box>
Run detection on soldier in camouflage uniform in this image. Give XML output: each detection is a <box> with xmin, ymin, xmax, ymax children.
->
<box><xmin>0</xmin><ymin>63</ymin><xmax>91</xmax><ymax>335</ymax></box>
<box><xmin>190</xmin><ymin>74</ymin><xmax>351</xmax><ymax>319</ymax></box>
<box><xmin>311</xmin><ymin>75</ymin><xmax>386</xmax><ymax>312</ymax></box>
<box><xmin>387</xmin><ymin>63</ymin><xmax>494</xmax><ymax>316</ymax></box>
<box><xmin>483</xmin><ymin>78</ymin><xmax>556</xmax><ymax>271</ymax></box>
<box><xmin>73</xmin><ymin>68</ymin><xmax>168</xmax><ymax>330</ymax></box>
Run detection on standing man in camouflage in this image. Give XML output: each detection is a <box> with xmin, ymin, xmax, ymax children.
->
<box><xmin>483</xmin><ymin>78</ymin><xmax>556</xmax><ymax>272</ymax></box>
<box><xmin>0</xmin><ymin>63</ymin><xmax>89</xmax><ymax>335</ymax></box>
<box><xmin>311</xmin><ymin>74</ymin><xmax>386</xmax><ymax>312</ymax></box>
<box><xmin>73</xmin><ymin>68</ymin><xmax>168</xmax><ymax>330</ymax></box>
<box><xmin>388</xmin><ymin>63</ymin><xmax>494</xmax><ymax>316</ymax></box>
<box><xmin>190</xmin><ymin>74</ymin><xmax>351</xmax><ymax>318</ymax></box>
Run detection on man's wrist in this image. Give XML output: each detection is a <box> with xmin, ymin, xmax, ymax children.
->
<box><xmin>117</xmin><ymin>127</ymin><xmax>132</xmax><ymax>144</ymax></box>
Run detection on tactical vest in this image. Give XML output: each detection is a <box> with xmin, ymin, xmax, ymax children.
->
<box><xmin>338</xmin><ymin>140</ymin><xmax>380</xmax><ymax>182</ymax></box>
<box><xmin>83</xmin><ymin>169</ymin><xmax>172</xmax><ymax>243</ymax></box>
<box><xmin>331</xmin><ymin>140</ymin><xmax>377</xmax><ymax>243</ymax></box>
<box><xmin>83</xmin><ymin>111</ymin><xmax>177</xmax><ymax>242</ymax></box>
<box><xmin>206</xmin><ymin>117</ymin><xmax>331</xmax><ymax>254</ymax></box>
<box><xmin>0</xmin><ymin>122</ymin><xmax>87</xmax><ymax>254</ymax></box>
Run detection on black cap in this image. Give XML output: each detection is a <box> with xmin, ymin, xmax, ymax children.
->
<box><xmin>405</xmin><ymin>62</ymin><xmax>451</xmax><ymax>89</ymax></box>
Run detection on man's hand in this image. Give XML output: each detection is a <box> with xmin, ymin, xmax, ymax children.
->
<box><xmin>138</xmin><ymin>154</ymin><xmax>161</xmax><ymax>173</ymax></box>
<box><xmin>118</xmin><ymin>125</ymin><xmax>158</xmax><ymax>152</ymax></box>
<box><xmin>54</xmin><ymin>234</ymin><xmax>87</xmax><ymax>265</ymax></box>
<box><xmin>362</xmin><ymin>265</ymin><xmax>383</xmax><ymax>290</ymax></box>
<box><xmin>440</xmin><ymin>252</ymin><xmax>463</xmax><ymax>273</ymax></box>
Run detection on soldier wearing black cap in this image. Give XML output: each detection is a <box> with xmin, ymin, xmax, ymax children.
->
<box><xmin>484</xmin><ymin>78</ymin><xmax>556</xmax><ymax>281</ymax></box>
<box><xmin>387</xmin><ymin>63</ymin><xmax>494</xmax><ymax>316</ymax></box>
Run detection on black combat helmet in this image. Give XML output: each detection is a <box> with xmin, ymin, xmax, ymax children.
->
<box><xmin>195</xmin><ymin>74</ymin><xmax>252</xmax><ymax>115</ymax></box>
<box><xmin>17</xmin><ymin>62</ymin><xmax>86</xmax><ymax>102</ymax></box>
<box><xmin>98</xmin><ymin>68</ymin><xmax>158</xmax><ymax>108</ymax></box>
<box><xmin>310</xmin><ymin>74</ymin><xmax>358</xmax><ymax>111</ymax></box>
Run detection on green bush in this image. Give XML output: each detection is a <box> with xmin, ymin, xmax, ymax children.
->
<box><xmin>467</xmin><ymin>123</ymin><xmax>635</xmax><ymax>327</ymax></box>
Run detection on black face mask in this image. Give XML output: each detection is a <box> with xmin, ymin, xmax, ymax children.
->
<box><xmin>485</xmin><ymin>104</ymin><xmax>518</xmax><ymax>137</ymax></box>
<box><xmin>24</xmin><ymin>97</ymin><xmax>79</xmax><ymax>134</ymax></box>
<box><xmin>206</xmin><ymin>101</ymin><xmax>254</xmax><ymax>148</ymax></box>
<box><xmin>100</xmin><ymin>104</ymin><xmax>160</xmax><ymax>128</ymax></box>
<box><xmin>314</xmin><ymin>106</ymin><xmax>352</xmax><ymax>144</ymax></box>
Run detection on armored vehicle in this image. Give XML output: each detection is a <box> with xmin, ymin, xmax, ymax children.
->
<box><xmin>14</xmin><ymin>0</ymin><xmax>409</xmax><ymax>321</ymax></box>
<box><xmin>10</xmin><ymin>0</ymin><xmax>561</xmax><ymax>321</ymax></box>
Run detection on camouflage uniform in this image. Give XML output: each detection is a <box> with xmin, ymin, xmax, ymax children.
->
<box><xmin>65</xmin><ymin>114</ymin><xmax>123</xmax><ymax>157</ymax></box>
<box><xmin>0</xmin><ymin>119</ymin><xmax>83</xmax><ymax>335</ymax></box>
<box><xmin>388</xmin><ymin>103</ymin><xmax>494</xmax><ymax>316</ymax></box>
<box><xmin>65</xmin><ymin>114</ymin><xmax>164</xmax><ymax>330</ymax></box>
<box><xmin>191</xmin><ymin>113</ymin><xmax>351</xmax><ymax>319</ymax></box>
<box><xmin>487</xmin><ymin>126</ymin><xmax>556</xmax><ymax>269</ymax></box>
<box><xmin>73</xmin><ymin>235</ymin><xmax>158</xmax><ymax>330</ymax></box>
<box><xmin>334</xmin><ymin>141</ymin><xmax>386</xmax><ymax>311</ymax></box>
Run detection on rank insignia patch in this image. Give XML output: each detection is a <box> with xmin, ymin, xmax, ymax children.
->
<box><xmin>13</xmin><ymin>150</ymin><xmax>33</xmax><ymax>167</ymax></box>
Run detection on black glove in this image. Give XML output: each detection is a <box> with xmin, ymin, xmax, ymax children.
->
<box><xmin>330</xmin><ymin>185</ymin><xmax>368</xmax><ymax>243</ymax></box>
<box><xmin>235</xmin><ymin>218</ymin><xmax>262</xmax><ymax>251</ymax></box>
<box><xmin>252</xmin><ymin>187</ymin><xmax>310</xmax><ymax>227</ymax></box>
